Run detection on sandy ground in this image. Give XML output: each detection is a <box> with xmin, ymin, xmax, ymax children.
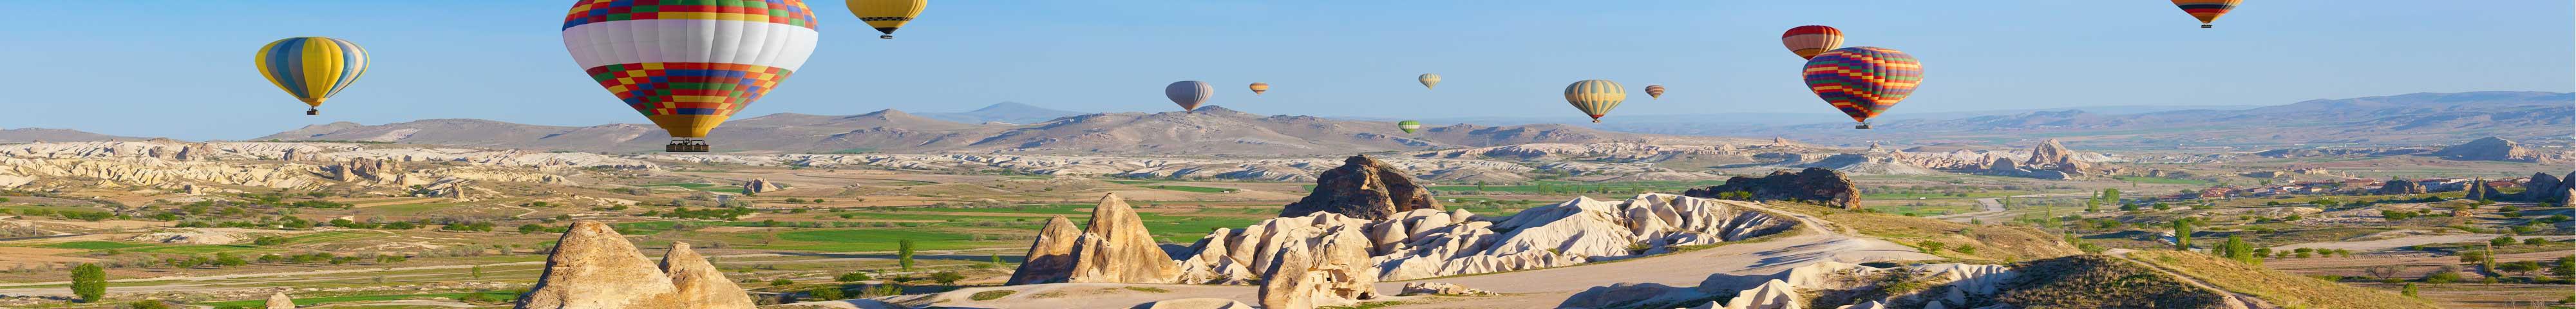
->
<box><xmin>2268</xmin><ymin>234</ymin><xmax>2576</xmax><ymax>252</ymax></box>
<box><xmin>0</xmin><ymin>247</ymin><xmax>99</xmax><ymax>265</ymax></box>
<box><xmin>867</xmin><ymin>202</ymin><xmax>1940</xmax><ymax>309</ymax></box>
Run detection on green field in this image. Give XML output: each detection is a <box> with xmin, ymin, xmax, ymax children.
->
<box><xmin>755</xmin><ymin>229</ymin><xmax>1005</xmax><ymax>252</ymax></box>
<box><xmin>1103</xmin><ymin>180</ymin><xmax>1166</xmax><ymax>185</ymax></box>
<box><xmin>640</xmin><ymin>182</ymin><xmax>746</xmax><ymax>194</ymax></box>
<box><xmin>2114</xmin><ymin>176</ymin><xmax>2218</xmax><ymax>185</ymax></box>
<box><xmin>199</xmin><ymin>290</ymin><xmax>522</xmax><ymax>308</ymax></box>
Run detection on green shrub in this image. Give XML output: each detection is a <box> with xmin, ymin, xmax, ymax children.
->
<box><xmin>969</xmin><ymin>290</ymin><xmax>1016</xmax><ymax>301</ymax></box>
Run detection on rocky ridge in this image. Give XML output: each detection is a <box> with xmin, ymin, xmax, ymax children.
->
<box><xmin>1683</xmin><ymin>167</ymin><xmax>1862</xmax><ymax>210</ymax></box>
<box><xmin>1277</xmin><ymin>155</ymin><xmax>1440</xmax><ymax>220</ymax></box>
<box><xmin>516</xmin><ymin>221</ymin><xmax>753</xmax><ymax>309</ymax></box>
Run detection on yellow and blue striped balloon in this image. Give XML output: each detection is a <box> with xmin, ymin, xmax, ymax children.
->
<box><xmin>254</xmin><ymin>37</ymin><xmax>368</xmax><ymax>115</ymax></box>
<box><xmin>1563</xmin><ymin>79</ymin><xmax>1625</xmax><ymax>123</ymax></box>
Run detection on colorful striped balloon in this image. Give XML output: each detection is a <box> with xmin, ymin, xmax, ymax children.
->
<box><xmin>254</xmin><ymin>37</ymin><xmax>368</xmax><ymax>115</ymax></box>
<box><xmin>1803</xmin><ymin>46</ymin><xmax>1922</xmax><ymax>126</ymax></box>
<box><xmin>1644</xmin><ymin>85</ymin><xmax>1666</xmax><ymax>99</ymax></box>
<box><xmin>560</xmin><ymin>0</ymin><xmax>820</xmax><ymax>149</ymax></box>
<box><xmin>1166</xmin><ymin>80</ymin><xmax>1213</xmax><ymax>113</ymax></box>
<box><xmin>1397</xmin><ymin>120</ymin><xmax>1421</xmax><ymax>133</ymax></box>
<box><xmin>1418</xmin><ymin>73</ymin><xmax>1441</xmax><ymax>89</ymax></box>
<box><xmin>1780</xmin><ymin>25</ymin><xmax>1844</xmax><ymax>60</ymax></box>
<box><xmin>1562</xmin><ymin>80</ymin><xmax>1626</xmax><ymax>123</ymax></box>
<box><xmin>2172</xmin><ymin>0</ymin><xmax>2242</xmax><ymax>28</ymax></box>
<box><xmin>1248</xmin><ymin>82</ymin><xmax>1269</xmax><ymax>95</ymax></box>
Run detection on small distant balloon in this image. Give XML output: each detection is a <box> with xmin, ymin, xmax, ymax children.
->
<box><xmin>1417</xmin><ymin>73</ymin><xmax>1442</xmax><ymax>89</ymax></box>
<box><xmin>2171</xmin><ymin>0</ymin><xmax>2242</xmax><ymax>28</ymax></box>
<box><xmin>1644</xmin><ymin>85</ymin><xmax>1666</xmax><ymax>100</ymax></box>
<box><xmin>1248</xmin><ymin>82</ymin><xmax>1269</xmax><ymax>95</ymax></box>
<box><xmin>1397</xmin><ymin>120</ymin><xmax>1422</xmax><ymax>133</ymax></box>
<box><xmin>1562</xmin><ymin>80</ymin><xmax>1626</xmax><ymax>123</ymax></box>
<box><xmin>1802</xmin><ymin>46</ymin><xmax>1922</xmax><ymax>129</ymax></box>
<box><xmin>1781</xmin><ymin>25</ymin><xmax>1844</xmax><ymax>60</ymax></box>
<box><xmin>254</xmin><ymin>37</ymin><xmax>369</xmax><ymax>115</ymax></box>
<box><xmin>1166</xmin><ymin>80</ymin><xmax>1213</xmax><ymax>113</ymax></box>
<box><xmin>848</xmin><ymin>0</ymin><xmax>927</xmax><ymax>39</ymax></box>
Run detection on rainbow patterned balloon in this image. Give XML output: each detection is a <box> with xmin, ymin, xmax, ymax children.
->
<box><xmin>1562</xmin><ymin>79</ymin><xmax>1626</xmax><ymax>123</ymax></box>
<box><xmin>254</xmin><ymin>37</ymin><xmax>368</xmax><ymax>115</ymax></box>
<box><xmin>560</xmin><ymin>0</ymin><xmax>820</xmax><ymax>148</ymax></box>
<box><xmin>1802</xmin><ymin>46</ymin><xmax>1922</xmax><ymax>124</ymax></box>
<box><xmin>1780</xmin><ymin>25</ymin><xmax>1844</xmax><ymax>59</ymax></box>
<box><xmin>2172</xmin><ymin>0</ymin><xmax>2242</xmax><ymax>28</ymax></box>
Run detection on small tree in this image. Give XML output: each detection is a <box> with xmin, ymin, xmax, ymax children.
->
<box><xmin>897</xmin><ymin>239</ymin><xmax>917</xmax><ymax>272</ymax></box>
<box><xmin>2400</xmin><ymin>283</ymin><xmax>2418</xmax><ymax>297</ymax></box>
<box><xmin>772</xmin><ymin>278</ymin><xmax>795</xmax><ymax>286</ymax></box>
<box><xmin>2498</xmin><ymin>261</ymin><xmax>2541</xmax><ymax>276</ymax></box>
<box><xmin>809</xmin><ymin>286</ymin><xmax>845</xmax><ymax>301</ymax></box>
<box><xmin>1917</xmin><ymin>241</ymin><xmax>1947</xmax><ymax>253</ymax></box>
<box><xmin>837</xmin><ymin>272</ymin><xmax>872</xmax><ymax>283</ymax></box>
<box><xmin>2220</xmin><ymin>235</ymin><xmax>2257</xmax><ymax>265</ymax></box>
<box><xmin>71</xmin><ymin>263</ymin><xmax>105</xmax><ymax>303</ymax></box>
<box><xmin>2553</xmin><ymin>256</ymin><xmax>2576</xmax><ymax>278</ymax></box>
<box><xmin>471</xmin><ymin>265</ymin><xmax>484</xmax><ymax>279</ymax></box>
<box><xmin>2489</xmin><ymin>236</ymin><xmax>2517</xmax><ymax>247</ymax></box>
<box><xmin>2172</xmin><ymin>220</ymin><xmax>2194</xmax><ymax>250</ymax></box>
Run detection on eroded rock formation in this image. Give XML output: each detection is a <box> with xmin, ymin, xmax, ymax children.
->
<box><xmin>1257</xmin><ymin>217</ymin><xmax>1379</xmax><ymax>309</ymax></box>
<box><xmin>2429</xmin><ymin>136</ymin><xmax>2559</xmax><ymax>163</ymax></box>
<box><xmin>1005</xmin><ymin>194</ymin><xmax>1182</xmax><ymax>285</ymax></box>
<box><xmin>2519</xmin><ymin>171</ymin><xmax>2576</xmax><ymax>203</ymax></box>
<box><xmin>2376</xmin><ymin>179</ymin><xmax>2427</xmax><ymax>195</ymax></box>
<box><xmin>1279</xmin><ymin>155</ymin><xmax>1440</xmax><ymax>221</ymax></box>
<box><xmin>741</xmin><ymin>178</ymin><xmax>783</xmax><ymax>194</ymax></box>
<box><xmin>266</xmin><ymin>292</ymin><xmax>296</xmax><ymax>309</ymax></box>
<box><xmin>1130</xmin><ymin>298</ymin><xmax>1254</xmax><ymax>309</ymax></box>
<box><xmin>1175</xmin><ymin>194</ymin><xmax>1793</xmax><ymax>284</ymax></box>
<box><xmin>516</xmin><ymin>221</ymin><xmax>752</xmax><ymax>309</ymax></box>
<box><xmin>1560</xmin><ymin>261</ymin><xmax>2022</xmax><ymax>309</ymax></box>
<box><xmin>1399</xmin><ymin>282</ymin><xmax>1487</xmax><ymax>296</ymax></box>
<box><xmin>1684</xmin><ymin>167</ymin><xmax>1861</xmax><ymax>209</ymax></box>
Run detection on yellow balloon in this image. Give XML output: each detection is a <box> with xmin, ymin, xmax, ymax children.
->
<box><xmin>848</xmin><ymin>0</ymin><xmax>927</xmax><ymax>39</ymax></box>
<box><xmin>254</xmin><ymin>37</ymin><xmax>368</xmax><ymax>115</ymax></box>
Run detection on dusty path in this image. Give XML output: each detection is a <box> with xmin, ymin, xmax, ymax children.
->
<box><xmin>2269</xmin><ymin>234</ymin><xmax>2576</xmax><ymax>252</ymax></box>
<box><xmin>873</xmin><ymin>202</ymin><xmax>1939</xmax><ymax>309</ymax></box>
<box><xmin>2104</xmin><ymin>249</ymin><xmax>2273</xmax><ymax>308</ymax></box>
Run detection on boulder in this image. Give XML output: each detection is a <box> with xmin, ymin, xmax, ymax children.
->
<box><xmin>266</xmin><ymin>292</ymin><xmax>296</xmax><ymax>309</ymax></box>
<box><xmin>741</xmin><ymin>178</ymin><xmax>783</xmax><ymax>194</ymax></box>
<box><xmin>1005</xmin><ymin>216</ymin><xmax>1084</xmax><ymax>285</ymax></box>
<box><xmin>516</xmin><ymin>221</ymin><xmax>754</xmax><ymax>309</ymax></box>
<box><xmin>2524</xmin><ymin>172</ymin><xmax>2562</xmax><ymax>201</ymax></box>
<box><xmin>1399</xmin><ymin>282</ymin><xmax>1488</xmax><ymax>295</ymax></box>
<box><xmin>1258</xmin><ymin>220</ymin><xmax>1378</xmax><ymax>309</ymax></box>
<box><xmin>1684</xmin><ymin>167</ymin><xmax>1861</xmax><ymax>209</ymax></box>
<box><xmin>1279</xmin><ymin>154</ymin><xmax>1441</xmax><ymax>221</ymax></box>
<box><xmin>1068</xmin><ymin>193</ymin><xmax>1184</xmax><ymax>283</ymax></box>
<box><xmin>1130</xmin><ymin>298</ymin><xmax>1254</xmax><ymax>309</ymax></box>
<box><xmin>2376</xmin><ymin>179</ymin><xmax>2426</xmax><ymax>195</ymax></box>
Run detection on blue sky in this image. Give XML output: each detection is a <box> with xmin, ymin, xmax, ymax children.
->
<box><xmin>4</xmin><ymin>1</ymin><xmax>2570</xmax><ymax>140</ymax></box>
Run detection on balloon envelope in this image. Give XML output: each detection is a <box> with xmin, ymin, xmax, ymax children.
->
<box><xmin>1562</xmin><ymin>80</ymin><xmax>1626</xmax><ymax>123</ymax></box>
<box><xmin>1802</xmin><ymin>46</ymin><xmax>1922</xmax><ymax>124</ymax></box>
<box><xmin>255</xmin><ymin>37</ymin><xmax>368</xmax><ymax>114</ymax></box>
<box><xmin>1644</xmin><ymin>85</ymin><xmax>1666</xmax><ymax>99</ymax></box>
<box><xmin>562</xmin><ymin>0</ymin><xmax>821</xmax><ymax>139</ymax></box>
<box><xmin>2171</xmin><ymin>0</ymin><xmax>2241</xmax><ymax>28</ymax></box>
<box><xmin>1781</xmin><ymin>26</ymin><xmax>1844</xmax><ymax>59</ymax></box>
<box><xmin>1397</xmin><ymin>120</ymin><xmax>1421</xmax><ymax>133</ymax></box>
<box><xmin>848</xmin><ymin>0</ymin><xmax>926</xmax><ymax>37</ymax></box>
<box><xmin>1417</xmin><ymin>73</ymin><xmax>1441</xmax><ymax>89</ymax></box>
<box><xmin>1248</xmin><ymin>82</ymin><xmax>1269</xmax><ymax>95</ymax></box>
<box><xmin>1166</xmin><ymin>80</ymin><xmax>1213</xmax><ymax>112</ymax></box>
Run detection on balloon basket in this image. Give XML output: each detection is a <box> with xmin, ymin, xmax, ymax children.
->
<box><xmin>880</xmin><ymin>35</ymin><xmax>894</xmax><ymax>39</ymax></box>
<box><xmin>305</xmin><ymin>109</ymin><xmax>317</xmax><ymax>116</ymax></box>
<box><xmin>2201</xmin><ymin>24</ymin><xmax>2213</xmax><ymax>28</ymax></box>
<box><xmin>667</xmin><ymin>139</ymin><xmax>710</xmax><ymax>153</ymax></box>
<box><xmin>1855</xmin><ymin>124</ymin><xmax>1873</xmax><ymax>129</ymax></box>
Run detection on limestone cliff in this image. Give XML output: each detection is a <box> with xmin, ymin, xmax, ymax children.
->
<box><xmin>1278</xmin><ymin>155</ymin><xmax>1440</xmax><ymax>221</ymax></box>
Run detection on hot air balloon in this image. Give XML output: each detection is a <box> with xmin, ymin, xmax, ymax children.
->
<box><xmin>849</xmin><ymin>0</ymin><xmax>926</xmax><ymax>39</ymax></box>
<box><xmin>1563</xmin><ymin>80</ymin><xmax>1625</xmax><ymax>123</ymax></box>
<box><xmin>2171</xmin><ymin>0</ymin><xmax>2241</xmax><ymax>28</ymax></box>
<box><xmin>562</xmin><ymin>0</ymin><xmax>822</xmax><ymax>152</ymax></box>
<box><xmin>1781</xmin><ymin>26</ymin><xmax>1844</xmax><ymax>60</ymax></box>
<box><xmin>1644</xmin><ymin>85</ymin><xmax>1666</xmax><ymax>100</ymax></box>
<box><xmin>1802</xmin><ymin>46</ymin><xmax>1922</xmax><ymax>129</ymax></box>
<box><xmin>1397</xmin><ymin>120</ymin><xmax>1421</xmax><ymax>133</ymax></box>
<box><xmin>1248</xmin><ymin>82</ymin><xmax>1269</xmax><ymax>95</ymax></box>
<box><xmin>1166</xmin><ymin>80</ymin><xmax>1212</xmax><ymax>113</ymax></box>
<box><xmin>1417</xmin><ymin>73</ymin><xmax>1441</xmax><ymax>89</ymax></box>
<box><xmin>254</xmin><ymin>37</ymin><xmax>368</xmax><ymax>115</ymax></box>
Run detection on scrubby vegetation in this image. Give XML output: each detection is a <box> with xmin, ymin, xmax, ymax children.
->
<box><xmin>2128</xmin><ymin>250</ymin><xmax>2439</xmax><ymax>309</ymax></box>
<box><xmin>1995</xmin><ymin>255</ymin><xmax>2230</xmax><ymax>308</ymax></box>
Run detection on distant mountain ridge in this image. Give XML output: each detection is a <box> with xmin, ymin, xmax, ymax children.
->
<box><xmin>256</xmin><ymin>105</ymin><xmax>1754</xmax><ymax>156</ymax></box>
<box><xmin>1728</xmin><ymin>91</ymin><xmax>2574</xmax><ymax>149</ymax></box>
<box><xmin>0</xmin><ymin>128</ymin><xmax>144</xmax><ymax>144</ymax></box>
<box><xmin>914</xmin><ymin>102</ymin><xmax>1084</xmax><ymax>124</ymax></box>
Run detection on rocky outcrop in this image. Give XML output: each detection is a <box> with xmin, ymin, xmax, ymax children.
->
<box><xmin>2519</xmin><ymin>171</ymin><xmax>2576</xmax><ymax>204</ymax></box>
<box><xmin>1399</xmin><ymin>282</ymin><xmax>1487</xmax><ymax>296</ymax></box>
<box><xmin>1006</xmin><ymin>194</ymin><xmax>1183</xmax><ymax>285</ymax></box>
<box><xmin>1177</xmin><ymin>194</ymin><xmax>1794</xmax><ymax>284</ymax></box>
<box><xmin>741</xmin><ymin>178</ymin><xmax>783</xmax><ymax>194</ymax></box>
<box><xmin>2429</xmin><ymin>137</ymin><xmax>2558</xmax><ymax>163</ymax></box>
<box><xmin>1279</xmin><ymin>155</ymin><xmax>1440</xmax><ymax>221</ymax></box>
<box><xmin>1130</xmin><ymin>298</ymin><xmax>1254</xmax><ymax>309</ymax></box>
<box><xmin>0</xmin><ymin>141</ymin><xmax>612</xmax><ymax>191</ymax></box>
<box><xmin>1257</xmin><ymin>216</ymin><xmax>1379</xmax><ymax>309</ymax></box>
<box><xmin>1560</xmin><ymin>261</ymin><xmax>2020</xmax><ymax>309</ymax></box>
<box><xmin>2376</xmin><ymin>179</ymin><xmax>2427</xmax><ymax>195</ymax></box>
<box><xmin>266</xmin><ymin>292</ymin><xmax>296</xmax><ymax>309</ymax></box>
<box><xmin>516</xmin><ymin>221</ymin><xmax>752</xmax><ymax>309</ymax></box>
<box><xmin>1005</xmin><ymin>216</ymin><xmax>1083</xmax><ymax>285</ymax></box>
<box><xmin>1684</xmin><ymin>167</ymin><xmax>1861</xmax><ymax>210</ymax></box>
